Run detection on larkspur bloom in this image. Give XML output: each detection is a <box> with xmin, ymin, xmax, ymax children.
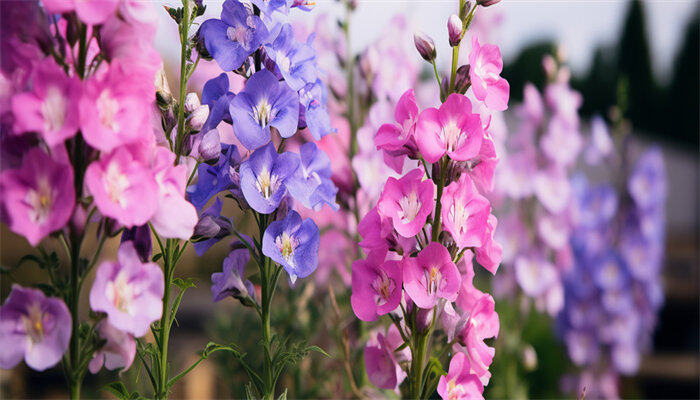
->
<box><xmin>89</xmin><ymin>242</ymin><xmax>164</xmax><ymax>337</ymax></box>
<box><xmin>298</xmin><ymin>79</ymin><xmax>333</xmax><ymax>140</ymax></box>
<box><xmin>120</xmin><ymin>224</ymin><xmax>152</xmax><ymax>263</ymax></box>
<box><xmin>468</xmin><ymin>36</ymin><xmax>509</xmax><ymax>111</ymax></box>
<box><xmin>364</xmin><ymin>324</ymin><xmax>410</xmax><ymax>390</ymax></box>
<box><xmin>437</xmin><ymin>352</ymin><xmax>484</xmax><ymax>400</ymax></box>
<box><xmin>262</xmin><ymin>210</ymin><xmax>320</xmax><ymax>282</ymax></box>
<box><xmin>43</xmin><ymin>0</ymin><xmax>119</xmax><ymax>25</ymax></box>
<box><xmin>187</xmin><ymin>143</ymin><xmax>243</xmax><ymax>210</ymax></box>
<box><xmin>351</xmin><ymin>250</ymin><xmax>402</xmax><ymax>321</ymax></box>
<box><xmin>286</xmin><ymin>142</ymin><xmax>338</xmax><ymax>211</ymax></box>
<box><xmin>199</xmin><ymin>0</ymin><xmax>269</xmax><ymax>71</ymax></box>
<box><xmin>358</xmin><ymin>206</ymin><xmax>416</xmax><ymax>255</ymax></box>
<box><xmin>229</xmin><ymin>69</ymin><xmax>299</xmax><ymax>150</ymax></box>
<box><xmin>211</xmin><ymin>245</ymin><xmax>255</xmax><ymax>304</ymax></box>
<box><xmin>88</xmin><ymin>320</ymin><xmax>136</xmax><ymax>374</ymax></box>
<box><xmin>0</xmin><ymin>147</ymin><xmax>75</xmax><ymax>246</ymax></box>
<box><xmin>415</xmin><ymin>93</ymin><xmax>484</xmax><ymax>163</ymax></box>
<box><xmin>403</xmin><ymin>242</ymin><xmax>461</xmax><ymax>309</ymax></box>
<box><xmin>441</xmin><ymin>173</ymin><xmax>491</xmax><ymax>249</ymax></box>
<box><xmin>200</xmin><ymin>73</ymin><xmax>235</xmax><ymax>133</ymax></box>
<box><xmin>11</xmin><ymin>58</ymin><xmax>80</xmax><ymax>146</ymax></box>
<box><xmin>85</xmin><ymin>146</ymin><xmax>158</xmax><ymax>228</ymax></box>
<box><xmin>264</xmin><ymin>24</ymin><xmax>317</xmax><ymax>91</ymax></box>
<box><xmin>0</xmin><ymin>285</ymin><xmax>71</xmax><ymax>371</ymax></box>
<box><xmin>377</xmin><ymin>168</ymin><xmax>434</xmax><ymax>238</ymax></box>
<box><xmin>193</xmin><ymin>198</ymin><xmax>234</xmax><ymax>256</ymax></box>
<box><xmin>240</xmin><ymin>142</ymin><xmax>299</xmax><ymax>214</ymax></box>
<box><xmin>374</xmin><ymin>89</ymin><xmax>420</xmax><ymax>173</ymax></box>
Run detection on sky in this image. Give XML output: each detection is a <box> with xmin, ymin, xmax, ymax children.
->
<box><xmin>157</xmin><ymin>0</ymin><xmax>698</xmax><ymax>83</ymax></box>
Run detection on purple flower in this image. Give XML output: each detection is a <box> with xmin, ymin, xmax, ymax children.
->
<box><xmin>628</xmin><ymin>146</ymin><xmax>666</xmax><ymax>211</ymax></box>
<box><xmin>298</xmin><ymin>79</ymin><xmax>333</xmax><ymax>140</ymax></box>
<box><xmin>187</xmin><ymin>143</ymin><xmax>243</xmax><ymax>210</ymax></box>
<box><xmin>211</xmin><ymin>247</ymin><xmax>255</xmax><ymax>304</ymax></box>
<box><xmin>0</xmin><ymin>147</ymin><xmax>75</xmax><ymax>246</ymax></box>
<box><xmin>193</xmin><ymin>198</ymin><xmax>233</xmax><ymax>256</ymax></box>
<box><xmin>262</xmin><ymin>210</ymin><xmax>319</xmax><ymax>282</ymax></box>
<box><xmin>264</xmin><ymin>24</ymin><xmax>317</xmax><ymax>91</ymax></box>
<box><xmin>120</xmin><ymin>224</ymin><xmax>152</xmax><ymax>263</ymax></box>
<box><xmin>240</xmin><ymin>142</ymin><xmax>299</xmax><ymax>214</ymax></box>
<box><xmin>199</xmin><ymin>0</ymin><xmax>268</xmax><ymax>71</ymax></box>
<box><xmin>286</xmin><ymin>142</ymin><xmax>338</xmax><ymax>211</ymax></box>
<box><xmin>88</xmin><ymin>320</ymin><xmax>136</xmax><ymax>374</ymax></box>
<box><xmin>201</xmin><ymin>73</ymin><xmax>235</xmax><ymax>133</ymax></box>
<box><xmin>364</xmin><ymin>325</ymin><xmax>408</xmax><ymax>390</ymax></box>
<box><xmin>0</xmin><ymin>285</ymin><xmax>71</xmax><ymax>371</ymax></box>
<box><xmin>89</xmin><ymin>242</ymin><xmax>164</xmax><ymax>337</ymax></box>
<box><xmin>229</xmin><ymin>69</ymin><xmax>300</xmax><ymax>150</ymax></box>
<box><xmin>251</xmin><ymin>0</ymin><xmax>289</xmax><ymax>28</ymax></box>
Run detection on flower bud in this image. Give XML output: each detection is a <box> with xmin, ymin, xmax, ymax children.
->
<box><xmin>448</xmin><ymin>14</ymin><xmax>463</xmax><ymax>47</ymax></box>
<box><xmin>477</xmin><ymin>0</ymin><xmax>501</xmax><ymax>7</ymax></box>
<box><xmin>199</xmin><ymin>129</ymin><xmax>221</xmax><ymax>164</ymax></box>
<box><xmin>69</xmin><ymin>204</ymin><xmax>88</xmax><ymax>238</ymax></box>
<box><xmin>184</xmin><ymin>92</ymin><xmax>201</xmax><ymax>113</ymax></box>
<box><xmin>155</xmin><ymin>68</ymin><xmax>173</xmax><ymax>109</ymax></box>
<box><xmin>454</xmin><ymin>64</ymin><xmax>471</xmax><ymax>94</ymax></box>
<box><xmin>121</xmin><ymin>225</ymin><xmax>152</xmax><ymax>263</ymax></box>
<box><xmin>187</xmin><ymin>104</ymin><xmax>209</xmax><ymax>131</ymax></box>
<box><xmin>459</xmin><ymin>1</ymin><xmax>472</xmax><ymax>20</ymax></box>
<box><xmin>413</xmin><ymin>31</ymin><xmax>436</xmax><ymax>62</ymax></box>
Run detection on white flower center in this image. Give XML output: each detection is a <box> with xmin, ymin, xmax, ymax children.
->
<box><xmin>276</xmin><ymin>51</ymin><xmax>291</xmax><ymax>73</ymax></box>
<box><xmin>22</xmin><ymin>302</ymin><xmax>45</xmax><ymax>344</ymax></box>
<box><xmin>447</xmin><ymin>378</ymin><xmax>467</xmax><ymax>400</ymax></box>
<box><xmin>26</xmin><ymin>177</ymin><xmax>53</xmax><ymax>225</ymax></box>
<box><xmin>440</xmin><ymin>120</ymin><xmax>463</xmax><ymax>152</ymax></box>
<box><xmin>97</xmin><ymin>89</ymin><xmax>120</xmax><ymax>132</ymax></box>
<box><xmin>104</xmin><ymin>161</ymin><xmax>130</xmax><ymax>208</ymax></box>
<box><xmin>106</xmin><ymin>270</ymin><xmax>137</xmax><ymax>315</ymax></box>
<box><xmin>254</xmin><ymin>98</ymin><xmax>274</xmax><ymax>127</ymax></box>
<box><xmin>371</xmin><ymin>270</ymin><xmax>395</xmax><ymax>306</ymax></box>
<box><xmin>227</xmin><ymin>25</ymin><xmax>251</xmax><ymax>46</ymax></box>
<box><xmin>41</xmin><ymin>86</ymin><xmax>66</xmax><ymax>132</ymax></box>
<box><xmin>398</xmin><ymin>191</ymin><xmax>421</xmax><ymax>223</ymax></box>
<box><xmin>275</xmin><ymin>232</ymin><xmax>298</xmax><ymax>265</ymax></box>
<box><xmin>424</xmin><ymin>266</ymin><xmax>442</xmax><ymax>295</ymax></box>
<box><xmin>449</xmin><ymin>201</ymin><xmax>471</xmax><ymax>234</ymax></box>
<box><xmin>255</xmin><ymin>166</ymin><xmax>279</xmax><ymax>199</ymax></box>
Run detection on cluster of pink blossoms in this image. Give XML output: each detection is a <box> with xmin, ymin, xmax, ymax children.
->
<box><xmin>350</xmin><ymin>1</ymin><xmax>508</xmax><ymax>397</ymax></box>
<box><xmin>0</xmin><ymin>0</ymin><xmax>194</xmax><ymax>376</ymax></box>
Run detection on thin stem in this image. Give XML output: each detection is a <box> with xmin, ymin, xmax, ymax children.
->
<box><xmin>431</xmin><ymin>157</ymin><xmax>448</xmax><ymax>241</ymax></box>
<box><xmin>449</xmin><ymin>45</ymin><xmax>459</xmax><ymax>94</ymax></box>
<box><xmin>431</xmin><ymin>60</ymin><xmax>444</xmax><ymax>98</ymax></box>
<box><xmin>68</xmin><ymin>234</ymin><xmax>82</xmax><ymax>400</ymax></box>
<box><xmin>174</xmin><ymin>0</ymin><xmax>191</xmax><ymax>163</ymax></box>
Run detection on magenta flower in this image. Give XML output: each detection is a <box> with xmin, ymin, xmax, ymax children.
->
<box><xmin>0</xmin><ymin>148</ymin><xmax>75</xmax><ymax>246</ymax></box>
<box><xmin>364</xmin><ymin>324</ymin><xmax>409</xmax><ymax>390</ymax></box>
<box><xmin>441</xmin><ymin>174</ymin><xmax>491</xmax><ymax>249</ymax></box>
<box><xmin>403</xmin><ymin>242</ymin><xmax>461</xmax><ymax>309</ymax></box>
<box><xmin>43</xmin><ymin>0</ymin><xmax>119</xmax><ymax>25</ymax></box>
<box><xmin>11</xmin><ymin>59</ymin><xmax>80</xmax><ymax>146</ymax></box>
<box><xmin>88</xmin><ymin>320</ymin><xmax>136</xmax><ymax>374</ymax></box>
<box><xmin>468</xmin><ymin>36</ymin><xmax>509</xmax><ymax>111</ymax></box>
<box><xmin>358</xmin><ymin>206</ymin><xmax>416</xmax><ymax>255</ymax></box>
<box><xmin>415</xmin><ymin>93</ymin><xmax>484</xmax><ymax>163</ymax></box>
<box><xmin>377</xmin><ymin>168</ymin><xmax>434</xmax><ymax>238</ymax></box>
<box><xmin>351</xmin><ymin>250</ymin><xmax>402</xmax><ymax>321</ymax></box>
<box><xmin>79</xmin><ymin>63</ymin><xmax>152</xmax><ymax>152</ymax></box>
<box><xmin>474</xmin><ymin>214</ymin><xmax>502</xmax><ymax>274</ymax></box>
<box><xmin>85</xmin><ymin>146</ymin><xmax>158</xmax><ymax>228</ymax></box>
<box><xmin>374</xmin><ymin>89</ymin><xmax>420</xmax><ymax>173</ymax></box>
<box><xmin>437</xmin><ymin>352</ymin><xmax>484</xmax><ymax>400</ymax></box>
<box><xmin>89</xmin><ymin>242</ymin><xmax>164</xmax><ymax>337</ymax></box>
<box><xmin>0</xmin><ymin>285</ymin><xmax>71</xmax><ymax>371</ymax></box>
<box><xmin>149</xmin><ymin>147</ymin><xmax>198</xmax><ymax>239</ymax></box>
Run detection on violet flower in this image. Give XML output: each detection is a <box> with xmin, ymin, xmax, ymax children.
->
<box><xmin>286</xmin><ymin>142</ymin><xmax>338</xmax><ymax>211</ymax></box>
<box><xmin>262</xmin><ymin>210</ymin><xmax>319</xmax><ymax>283</ymax></box>
<box><xmin>240</xmin><ymin>142</ymin><xmax>299</xmax><ymax>214</ymax></box>
<box><xmin>88</xmin><ymin>320</ymin><xmax>136</xmax><ymax>374</ymax></box>
<box><xmin>211</xmin><ymin>246</ymin><xmax>255</xmax><ymax>304</ymax></box>
<box><xmin>264</xmin><ymin>24</ymin><xmax>317</xmax><ymax>91</ymax></box>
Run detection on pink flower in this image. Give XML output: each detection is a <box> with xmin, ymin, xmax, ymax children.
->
<box><xmin>466</xmin><ymin>133</ymin><xmax>499</xmax><ymax>193</ymax></box>
<box><xmin>11</xmin><ymin>59</ymin><xmax>80</xmax><ymax>146</ymax></box>
<box><xmin>377</xmin><ymin>168</ymin><xmax>434</xmax><ymax>238</ymax></box>
<box><xmin>43</xmin><ymin>0</ymin><xmax>119</xmax><ymax>25</ymax></box>
<box><xmin>148</xmin><ymin>147</ymin><xmax>197</xmax><ymax>240</ymax></box>
<box><xmin>437</xmin><ymin>352</ymin><xmax>484</xmax><ymax>400</ymax></box>
<box><xmin>441</xmin><ymin>174</ymin><xmax>491</xmax><ymax>249</ymax></box>
<box><xmin>79</xmin><ymin>63</ymin><xmax>152</xmax><ymax>152</ymax></box>
<box><xmin>403</xmin><ymin>242</ymin><xmax>461</xmax><ymax>309</ymax></box>
<box><xmin>85</xmin><ymin>146</ymin><xmax>158</xmax><ymax>227</ymax></box>
<box><xmin>0</xmin><ymin>148</ymin><xmax>75</xmax><ymax>246</ymax></box>
<box><xmin>474</xmin><ymin>214</ymin><xmax>502</xmax><ymax>274</ymax></box>
<box><xmin>89</xmin><ymin>242</ymin><xmax>164</xmax><ymax>337</ymax></box>
<box><xmin>351</xmin><ymin>250</ymin><xmax>402</xmax><ymax>321</ymax></box>
<box><xmin>514</xmin><ymin>253</ymin><xmax>558</xmax><ymax>298</ymax></box>
<box><xmin>364</xmin><ymin>324</ymin><xmax>409</xmax><ymax>390</ymax></box>
<box><xmin>415</xmin><ymin>93</ymin><xmax>484</xmax><ymax>163</ymax></box>
<box><xmin>468</xmin><ymin>36</ymin><xmax>509</xmax><ymax>111</ymax></box>
<box><xmin>534</xmin><ymin>166</ymin><xmax>571</xmax><ymax>214</ymax></box>
<box><xmin>88</xmin><ymin>320</ymin><xmax>136</xmax><ymax>374</ymax></box>
<box><xmin>358</xmin><ymin>206</ymin><xmax>415</xmax><ymax>254</ymax></box>
<box><xmin>541</xmin><ymin>116</ymin><xmax>582</xmax><ymax>167</ymax></box>
<box><xmin>374</xmin><ymin>89</ymin><xmax>420</xmax><ymax>173</ymax></box>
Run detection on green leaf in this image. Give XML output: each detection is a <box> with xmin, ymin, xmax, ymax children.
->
<box><xmin>421</xmin><ymin>357</ymin><xmax>446</xmax><ymax>399</ymax></box>
<box><xmin>152</xmin><ymin>253</ymin><xmax>163</xmax><ymax>262</ymax></box>
<box><xmin>306</xmin><ymin>345</ymin><xmax>330</xmax><ymax>358</ymax></box>
<box><xmin>277</xmin><ymin>388</ymin><xmax>288</xmax><ymax>400</ymax></box>
<box><xmin>102</xmin><ymin>382</ymin><xmax>137</xmax><ymax>400</ymax></box>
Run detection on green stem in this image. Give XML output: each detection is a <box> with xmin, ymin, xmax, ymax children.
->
<box><xmin>431</xmin><ymin>157</ymin><xmax>448</xmax><ymax>241</ymax></box>
<box><xmin>449</xmin><ymin>45</ymin><xmax>459</xmax><ymax>94</ymax></box>
<box><xmin>431</xmin><ymin>60</ymin><xmax>444</xmax><ymax>99</ymax></box>
<box><xmin>69</xmin><ymin>234</ymin><xmax>83</xmax><ymax>400</ymax></box>
<box><xmin>410</xmin><ymin>332</ymin><xmax>428</xmax><ymax>399</ymax></box>
<box><xmin>156</xmin><ymin>239</ymin><xmax>174</xmax><ymax>400</ymax></box>
<box><xmin>174</xmin><ymin>0</ymin><xmax>191</xmax><ymax>163</ymax></box>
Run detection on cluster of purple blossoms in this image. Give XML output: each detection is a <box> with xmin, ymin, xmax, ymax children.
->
<box><xmin>558</xmin><ymin>146</ymin><xmax>666</xmax><ymax>399</ymax></box>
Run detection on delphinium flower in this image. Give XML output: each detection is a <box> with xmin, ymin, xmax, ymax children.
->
<box><xmin>196</xmin><ymin>0</ymin><xmax>336</xmax><ymax>397</ymax></box>
<box><xmin>0</xmin><ymin>0</ymin><xmax>219</xmax><ymax>397</ymax></box>
<box><xmin>557</xmin><ymin>141</ymin><xmax>667</xmax><ymax>399</ymax></box>
<box><xmin>350</xmin><ymin>1</ymin><xmax>507</xmax><ymax>397</ymax></box>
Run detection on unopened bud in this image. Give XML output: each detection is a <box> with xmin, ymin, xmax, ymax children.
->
<box><xmin>454</xmin><ymin>64</ymin><xmax>471</xmax><ymax>94</ymax></box>
<box><xmin>155</xmin><ymin>68</ymin><xmax>173</xmax><ymax>109</ymax></box>
<box><xmin>184</xmin><ymin>92</ymin><xmax>201</xmax><ymax>113</ymax></box>
<box><xmin>413</xmin><ymin>31</ymin><xmax>436</xmax><ymax>62</ymax></box>
<box><xmin>460</xmin><ymin>1</ymin><xmax>472</xmax><ymax>20</ymax></box>
<box><xmin>121</xmin><ymin>225</ymin><xmax>152</xmax><ymax>263</ymax></box>
<box><xmin>69</xmin><ymin>204</ymin><xmax>88</xmax><ymax>238</ymax></box>
<box><xmin>199</xmin><ymin>129</ymin><xmax>221</xmax><ymax>163</ymax></box>
<box><xmin>448</xmin><ymin>14</ymin><xmax>463</xmax><ymax>47</ymax></box>
<box><xmin>477</xmin><ymin>0</ymin><xmax>501</xmax><ymax>7</ymax></box>
<box><xmin>187</xmin><ymin>104</ymin><xmax>209</xmax><ymax>131</ymax></box>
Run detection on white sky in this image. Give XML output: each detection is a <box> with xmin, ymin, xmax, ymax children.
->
<box><xmin>156</xmin><ymin>0</ymin><xmax>699</xmax><ymax>82</ymax></box>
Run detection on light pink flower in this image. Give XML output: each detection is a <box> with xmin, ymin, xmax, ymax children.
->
<box><xmin>0</xmin><ymin>148</ymin><xmax>75</xmax><ymax>246</ymax></box>
<box><xmin>377</xmin><ymin>168</ymin><xmax>434</xmax><ymax>238</ymax></box>
<box><xmin>514</xmin><ymin>253</ymin><xmax>558</xmax><ymax>298</ymax></box>
<box><xmin>148</xmin><ymin>147</ymin><xmax>197</xmax><ymax>239</ymax></box>
<box><xmin>441</xmin><ymin>174</ymin><xmax>491</xmax><ymax>249</ymax></box>
<box><xmin>534</xmin><ymin>166</ymin><xmax>572</xmax><ymax>214</ymax></box>
<box><xmin>79</xmin><ymin>63</ymin><xmax>152</xmax><ymax>152</ymax></box>
<box><xmin>88</xmin><ymin>320</ymin><xmax>136</xmax><ymax>373</ymax></box>
<box><xmin>415</xmin><ymin>93</ymin><xmax>484</xmax><ymax>163</ymax></box>
<box><xmin>468</xmin><ymin>36</ymin><xmax>509</xmax><ymax>111</ymax></box>
<box><xmin>475</xmin><ymin>214</ymin><xmax>502</xmax><ymax>274</ymax></box>
<box><xmin>11</xmin><ymin>59</ymin><xmax>80</xmax><ymax>146</ymax></box>
<box><xmin>403</xmin><ymin>242</ymin><xmax>461</xmax><ymax>309</ymax></box>
<box><xmin>43</xmin><ymin>0</ymin><xmax>119</xmax><ymax>25</ymax></box>
<box><xmin>351</xmin><ymin>250</ymin><xmax>402</xmax><ymax>321</ymax></box>
<box><xmin>541</xmin><ymin>116</ymin><xmax>582</xmax><ymax>167</ymax></box>
<box><xmin>437</xmin><ymin>352</ymin><xmax>484</xmax><ymax>400</ymax></box>
<box><xmin>85</xmin><ymin>146</ymin><xmax>158</xmax><ymax>227</ymax></box>
<box><xmin>374</xmin><ymin>89</ymin><xmax>420</xmax><ymax>173</ymax></box>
